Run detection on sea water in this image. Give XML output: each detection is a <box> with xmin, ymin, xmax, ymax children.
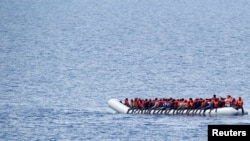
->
<box><xmin>0</xmin><ymin>0</ymin><xmax>249</xmax><ymax>140</ymax></box>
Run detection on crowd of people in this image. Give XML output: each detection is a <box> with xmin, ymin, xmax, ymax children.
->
<box><xmin>121</xmin><ymin>95</ymin><xmax>244</xmax><ymax>114</ymax></box>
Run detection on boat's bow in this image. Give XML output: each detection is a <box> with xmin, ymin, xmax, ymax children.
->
<box><xmin>108</xmin><ymin>98</ymin><xmax>129</xmax><ymax>114</ymax></box>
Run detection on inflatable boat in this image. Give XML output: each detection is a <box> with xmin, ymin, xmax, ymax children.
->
<box><xmin>108</xmin><ymin>98</ymin><xmax>248</xmax><ymax>116</ymax></box>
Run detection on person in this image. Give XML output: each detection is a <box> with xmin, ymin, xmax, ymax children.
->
<box><xmin>143</xmin><ymin>99</ymin><xmax>150</xmax><ymax>109</ymax></box>
<box><xmin>137</xmin><ymin>99</ymin><xmax>145</xmax><ymax>109</ymax></box>
<box><xmin>213</xmin><ymin>98</ymin><xmax>219</xmax><ymax>112</ymax></box>
<box><xmin>124</xmin><ymin>98</ymin><xmax>131</xmax><ymax>107</ymax></box>
<box><xmin>162</xmin><ymin>99</ymin><xmax>175</xmax><ymax>110</ymax></box>
<box><xmin>224</xmin><ymin>95</ymin><xmax>232</xmax><ymax>107</ymax></box>
<box><xmin>231</xmin><ymin>98</ymin><xmax>237</xmax><ymax>108</ymax></box>
<box><xmin>150</xmin><ymin>98</ymin><xmax>158</xmax><ymax>109</ymax></box>
<box><xmin>218</xmin><ymin>96</ymin><xmax>225</xmax><ymax>107</ymax></box>
<box><xmin>176</xmin><ymin>98</ymin><xmax>185</xmax><ymax>109</ymax></box>
<box><xmin>212</xmin><ymin>94</ymin><xmax>216</xmax><ymax>100</ymax></box>
<box><xmin>213</xmin><ymin>98</ymin><xmax>219</xmax><ymax>108</ymax></box>
<box><xmin>185</xmin><ymin>98</ymin><xmax>194</xmax><ymax>114</ymax></box>
<box><xmin>236</xmin><ymin>97</ymin><xmax>244</xmax><ymax>115</ymax></box>
<box><xmin>195</xmin><ymin>98</ymin><xmax>208</xmax><ymax>114</ymax></box>
<box><xmin>130</xmin><ymin>99</ymin><xmax>137</xmax><ymax>109</ymax></box>
<box><xmin>203</xmin><ymin>99</ymin><xmax>214</xmax><ymax>115</ymax></box>
<box><xmin>176</xmin><ymin>99</ymin><xmax>185</xmax><ymax>114</ymax></box>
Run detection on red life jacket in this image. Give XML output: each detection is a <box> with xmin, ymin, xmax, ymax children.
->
<box><xmin>214</xmin><ymin>100</ymin><xmax>219</xmax><ymax>108</ymax></box>
<box><xmin>125</xmin><ymin>100</ymin><xmax>130</xmax><ymax>107</ymax></box>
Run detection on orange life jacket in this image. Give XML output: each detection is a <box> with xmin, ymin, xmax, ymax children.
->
<box><xmin>188</xmin><ymin>100</ymin><xmax>194</xmax><ymax>108</ymax></box>
<box><xmin>201</xmin><ymin>100</ymin><xmax>207</xmax><ymax>106</ymax></box>
<box><xmin>184</xmin><ymin>101</ymin><xmax>189</xmax><ymax>108</ymax></box>
<box><xmin>131</xmin><ymin>100</ymin><xmax>137</xmax><ymax>108</ymax></box>
<box><xmin>225</xmin><ymin>97</ymin><xmax>232</xmax><ymax>106</ymax></box>
<box><xmin>236</xmin><ymin>99</ymin><xmax>243</xmax><ymax>107</ymax></box>
<box><xmin>177</xmin><ymin>100</ymin><xmax>182</xmax><ymax>107</ymax></box>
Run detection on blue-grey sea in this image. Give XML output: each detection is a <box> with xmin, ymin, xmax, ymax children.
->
<box><xmin>0</xmin><ymin>0</ymin><xmax>250</xmax><ymax>140</ymax></box>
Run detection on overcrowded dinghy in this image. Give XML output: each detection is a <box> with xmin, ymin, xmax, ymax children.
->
<box><xmin>108</xmin><ymin>98</ymin><xmax>247</xmax><ymax>116</ymax></box>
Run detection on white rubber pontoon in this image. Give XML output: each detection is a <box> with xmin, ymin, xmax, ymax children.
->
<box><xmin>108</xmin><ymin>98</ymin><xmax>247</xmax><ymax>116</ymax></box>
